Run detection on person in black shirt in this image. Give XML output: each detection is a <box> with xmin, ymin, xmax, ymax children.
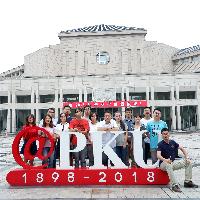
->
<box><xmin>157</xmin><ymin>128</ymin><xmax>198</xmax><ymax>193</ymax></box>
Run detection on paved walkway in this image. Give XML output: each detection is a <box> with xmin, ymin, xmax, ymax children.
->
<box><xmin>0</xmin><ymin>132</ymin><xmax>200</xmax><ymax>199</ymax></box>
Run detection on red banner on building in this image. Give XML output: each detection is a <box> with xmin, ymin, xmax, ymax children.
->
<box><xmin>63</xmin><ymin>100</ymin><xmax>147</xmax><ymax>109</ymax></box>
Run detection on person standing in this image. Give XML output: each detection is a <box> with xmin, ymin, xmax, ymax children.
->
<box><xmin>20</xmin><ymin>114</ymin><xmax>38</xmax><ymax>166</ymax></box>
<box><xmin>114</xmin><ymin>111</ymin><xmax>128</xmax><ymax>166</ymax></box>
<box><xmin>123</xmin><ymin>108</ymin><xmax>134</xmax><ymax>166</ymax></box>
<box><xmin>97</xmin><ymin>110</ymin><xmax>119</xmax><ymax>167</ymax></box>
<box><xmin>39</xmin><ymin>108</ymin><xmax>58</xmax><ymax>127</ymax></box>
<box><xmin>88</xmin><ymin>112</ymin><xmax>99</xmax><ymax>166</ymax></box>
<box><xmin>140</xmin><ymin>107</ymin><xmax>153</xmax><ymax>164</ymax></box>
<box><xmin>146</xmin><ymin>108</ymin><xmax>168</xmax><ymax>164</ymax></box>
<box><xmin>157</xmin><ymin>128</ymin><xmax>198</xmax><ymax>192</ymax></box>
<box><xmin>69</xmin><ymin>108</ymin><xmax>89</xmax><ymax>168</ymax></box>
<box><xmin>83</xmin><ymin>105</ymin><xmax>91</xmax><ymax>121</ymax></box>
<box><xmin>63</xmin><ymin>105</ymin><xmax>73</xmax><ymax>123</ymax></box>
<box><xmin>40</xmin><ymin>114</ymin><xmax>56</xmax><ymax>168</ymax></box>
<box><xmin>54</xmin><ymin>113</ymin><xmax>70</xmax><ymax>166</ymax></box>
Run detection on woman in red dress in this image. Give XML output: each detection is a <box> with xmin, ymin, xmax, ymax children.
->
<box><xmin>20</xmin><ymin>114</ymin><xmax>38</xmax><ymax>166</ymax></box>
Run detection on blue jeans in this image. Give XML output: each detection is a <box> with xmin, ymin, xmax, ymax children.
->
<box><xmin>42</xmin><ymin>147</ymin><xmax>55</xmax><ymax>168</ymax></box>
<box><xmin>116</xmin><ymin>145</ymin><xmax>128</xmax><ymax>166</ymax></box>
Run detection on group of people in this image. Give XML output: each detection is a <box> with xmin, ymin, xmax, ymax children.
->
<box><xmin>20</xmin><ymin>105</ymin><xmax>198</xmax><ymax>192</ymax></box>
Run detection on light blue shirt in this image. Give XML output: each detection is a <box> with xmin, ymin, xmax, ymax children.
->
<box><xmin>146</xmin><ymin>120</ymin><xmax>168</xmax><ymax>149</ymax></box>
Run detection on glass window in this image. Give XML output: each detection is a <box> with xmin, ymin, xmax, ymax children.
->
<box><xmin>63</xmin><ymin>94</ymin><xmax>79</xmax><ymax>102</ymax></box>
<box><xmin>154</xmin><ymin>92</ymin><xmax>170</xmax><ymax>100</ymax></box>
<box><xmin>16</xmin><ymin>109</ymin><xmax>31</xmax><ymax>131</ymax></box>
<box><xmin>87</xmin><ymin>94</ymin><xmax>92</xmax><ymax>102</ymax></box>
<box><xmin>39</xmin><ymin>95</ymin><xmax>55</xmax><ymax>103</ymax></box>
<box><xmin>0</xmin><ymin>96</ymin><xmax>8</xmax><ymax>104</ymax></box>
<box><xmin>179</xmin><ymin>91</ymin><xmax>196</xmax><ymax>99</ymax></box>
<box><xmin>116</xmin><ymin>93</ymin><xmax>121</xmax><ymax>101</ymax></box>
<box><xmin>129</xmin><ymin>93</ymin><xmax>146</xmax><ymax>100</ymax></box>
<box><xmin>96</xmin><ymin>51</ymin><xmax>110</xmax><ymax>65</ymax></box>
<box><xmin>16</xmin><ymin>95</ymin><xmax>31</xmax><ymax>103</ymax></box>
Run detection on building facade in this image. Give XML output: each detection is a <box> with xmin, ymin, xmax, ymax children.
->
<box><xmin>0</xmin><ymin>24</ymin><xmax>200</xmax><ymax>133</ymax></box>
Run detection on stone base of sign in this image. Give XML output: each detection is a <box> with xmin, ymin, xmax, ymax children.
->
<box><xmin>6</xmin><ymin>168</ymin><xmax>169</xmax><ymax>186</ymax></box>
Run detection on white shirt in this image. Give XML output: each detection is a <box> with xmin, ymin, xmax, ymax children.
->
<box><xmin>97</xmin><ymin>119</ymin><xmax>118</xmax><ymax>148</ymax></box>
<box><xmin>89</xmin><ymin>121</ymin><xmax>99</xmax><ymax>142</ymax></box>
<box><xmin>55</xmin><ymin>123</ymin><xmax>69</xmax><ymax>135</ymax></box>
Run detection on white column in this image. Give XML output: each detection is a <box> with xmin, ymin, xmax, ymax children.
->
<box><xmin>196</xmin><ymin>84</ymin><xmax>200</xmax><ymax>129</ymax></box>
<box><xmin>146</xmin><ymin>86</ymin><xmax>150</xmax><ymax>106</ymax></box>
<box><xmin>84</xmin><ymin>88</ymin><xmax>87</xmax><ymax>102</ymax></box>
<box><xmin>175</xmin><ymin>85</ymin><xmax>179</xmax><ymax>100</ymax></box>
<box><xmin>60</xmin><ymin>89</ymin><xmax>63</xmax><ymax>103</ymax></box>
<box><xmin>35</xmin><ymin>89</ymin><xmax>39</xmax><ymax>125</ymax></box>
<box><xmin>121</xmin><ymin>87</ymin><xmax>125</xmax><ymax>101</ymax></box>
<box><xmin>171</xmin><ymin>106</ymin><xmax>176</xmax><ymax>130</ymax></box>
<box><xmin>150</xmin><ymin>86</ymin><xmax>155</xmax><ymax>111</ymax></box>
<box><xmin>7</xmin><ymin>90</ymin><xmax>11</xmax><ymax>133</ymax></box>
<box><xmin>31</xmin><ymin>89</ymin><xmax>34</xmax><ymax>114</ymax></box>
<box><xmin>11</xmin><ymin>90</ymin><xmax>16</xmax><ymax>133</ymax></box>
<box><xmin>171</xmin><ymin>86</ymin><xmax>176</xmax><ymax>130</ymax></box>
<box><xmin>79</xmin><ymin>89</ymin><xmax>83</xmax><ymax>102</ymax></box>
<box><xmin>126</xmin><ymin>87</ymin><xmax>129</xmax><ymax>101</ymax></box>
<box><xmin>35</xmin><ymin>89</ymin><xmax>39</xmax><ymax>103</ymax></box>
<box><xmin>177</xmin><ymin>105</ymin><xmax>181</xmax><ymax>130</ymax></box>
<box><xmin>6</xmin><ymin>109</ymin><xmax>11</xmax><ymax>133</ymax></box>
<box><xmin>121</xmin><ymin>87</ymin><xmax>125</xmax><ymax>118</ymax></box>
<box><xmin>12</xmin><ymin>109</ymin><xmax>16</xmax><ymax>133</ymax></box>
<box><xmin>55</xmin><ymin>89</ymin><xmax>59</xmax><ymax>119</ymax></box>
<box><xmin>12</xmin><ymin>90</ymin><xmax>16</xmax><ymax>104</ymax></box>
<box><xmin>8</xmin><ymin>90</ymin><xmax>11</xmax><ymax>103</ymax></box>
<box><xmin>60</xmin><ymin>89</ymin><xmax>63</xmax><ymax>113</ymax></box>
<box><xmin>150</xmin><ymin>86</ymin><xmax>154</xmax><ymax>101</ymax></box>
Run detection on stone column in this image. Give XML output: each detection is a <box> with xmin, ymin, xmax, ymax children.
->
<box><xmin>35</xmin><ymin>89</ymin><xmax>39</xmax><ymax>125</ymax></box>
<box><xmin>171</xmin><ymin>86</ymin><xmax>176</xmax><ymax>130</ymax></box>
<box><xmin>84</xmin><ymin>88</ymin><xmax>87</xmax><ymax>102</ymax></box>
<box><xmin>196</xmin><ymin>84</ymin><xmax>200</xmax><ymax>129</ymax></box>
<box><xmin>6</xmin><ymin>109</ymin><xmax>11</xmax><ymax>133</ymax></box>
<box><xmin>79</xmin><ymin>89</ymin><xmax>83</xmax><ymax>102</ymax></box>
<box><xmin>11</xmin><ymin>90</ymin><xmax>16</xmax><ymax>133</ymax></box>
<box><xmin>6</xmin><ymin>90</ymin><xmax>11</xmax><ymax>133</ymax></box>
<box><xmin>150</xmin><ymin>86</ymin><xmax>155</xmax><ymax>111</ymax></box>
<box><xmin>55</xmin><ymin>89</ymin><xmax>59</xmax><ymax>119</ymax></box>
<box><xmin>177</xmin><ymin>105</ymin><xmax>181</xmax><ymax>130</ymax></box>
<box><xmin>121</xmin><ymin>87</ymin><xmax>125</xmax><ymax>101</ymax></box>
<box><xmin>60</xmin><ymin>89</ymin><xmax>63</xmax><ymax>113</ymax></box>
<box><xmin>36</xmin><ymin>109</ymin><xmax>39</xmax><ymax>126</ymax></box>
<box><xmin>31</xmin><ymin>89</ymin><xmax>34</xmax><ymax>114</ymax></box>
<box><xmin>12</xmin><ymin>109</ymin><xmax>16</xmax><ymax>133</ymax></box>
<box><xmin>146</xmin><ymin>86</ymin><xmax>150</xmax><ymax>106</ymax></box>
<box><xmin>121</xmin><ymin>87</ymin><xmax>125</xmax><ymax>118</ymax></box>
<box><xmin>126</xmin><ymin>87</ymin><xmax>129</xmax><ymax>101</ymax></box>
<box><xmin>35</xmin><ymin>89</ymin><xmax>39</xmax><ymax>103</ymax></box>
<box><xmin>175</xmin><ymin>85</ymin><xmax>179</xmax><ymax>100</ymax></box>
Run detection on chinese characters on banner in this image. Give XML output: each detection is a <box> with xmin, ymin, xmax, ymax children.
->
<box><xmin>63</xmin><ymin>100</ymin><xmax>147</xmax><ymax>108</ymax></box>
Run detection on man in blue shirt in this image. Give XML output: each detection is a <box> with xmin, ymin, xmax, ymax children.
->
<box><xmin>146</xmin><ymin>108</ymin><xmax>168</xmax><ymax>164</ymax></box>
<box><xmin>157</xmin><ymin>128</ymin><xmax>198</xmax><ymax>192</ymax></box>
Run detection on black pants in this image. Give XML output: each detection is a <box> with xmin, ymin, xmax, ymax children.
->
<box><xmin>144</xmin><ymin>143</ymin><xmax>150</xmax><ymax>164</ymax></box>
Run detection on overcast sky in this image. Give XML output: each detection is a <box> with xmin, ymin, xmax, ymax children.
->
<box><xmin>0</xmin><ymin>0</ymin><xmax>199</xmax><ymax>74</ymax></box>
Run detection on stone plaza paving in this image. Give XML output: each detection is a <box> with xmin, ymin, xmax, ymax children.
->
<box><xmin>0</xmin><ymin>132</ymin><xmax>200</xmax><ymax>199</ymax></box>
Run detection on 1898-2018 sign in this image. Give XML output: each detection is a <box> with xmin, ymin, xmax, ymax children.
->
<box><xmin>6</xmin><ymin>126</ymin><xmax>169</xmax><ymax>186</ymax></box>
